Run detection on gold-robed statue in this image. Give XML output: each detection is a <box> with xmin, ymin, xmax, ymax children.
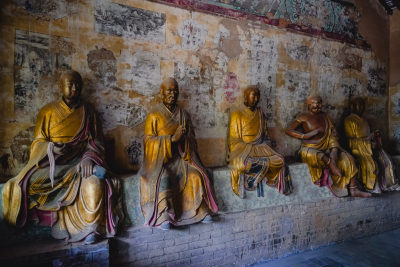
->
<box><xmin>140</xmin><ymin>78</ymin><xmax>218</xmax><ymax>230</ymax></box>
<box><xmin>227</xmin><ymin>86</ymin><xmax>292</xmax><ymax>198</ymax></box>
<box><xmin>2</xmin><ymin>70</ymin><xmax>123</xmax><ymax>243</ymax></box>
<box><xmin>285</xmin><ymin>95</ymin><xmax>371</xmax><ymax>198</ymax></box>
<box><xmin>344</xmin><ymin>98</ymin><xmax>399</xmax><ymax>193</ymax></box>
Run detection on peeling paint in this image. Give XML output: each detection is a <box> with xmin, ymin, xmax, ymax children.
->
<box><xmin>14</xmin><ymin>30</ymin><xmax>71</xmax><ymax>122</ymax></box>
<box><xmin>94</xmin><ymin>0</ymin><xmax>166</xmax><ymax>43</ymax></box>
<box><xmin>98</xmin><ymin>103</ymin><xmax>147</xmax><ymax>132</ymax></box>
<box><xmin>130</xmin><ymin>51</ymin><xmax>162</xmax><ymax>96</ymax></box>
<box><xmin>126</xmin><ymin>137</ymin><xmax>143</xmax><ymax>167</ymax></box>
<box><xmin>223</xmin><ymin>72</ymin><xmax>240</xmax><ymax>103</ymax></box>
<box><xmin>179</xmin><ymin>19</ymin><xmax>208</xmax><ymax>50</ymax></box>
<box><xmin>367</xmin><ymin>67</ymin><xmax>386</xmax><ymax>96</ymax></box>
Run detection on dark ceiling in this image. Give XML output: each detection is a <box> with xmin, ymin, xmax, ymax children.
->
<box><xmin>378</xmin><ymin>0</ymin><xmax>400</xmax><ymax>14</ymax></box>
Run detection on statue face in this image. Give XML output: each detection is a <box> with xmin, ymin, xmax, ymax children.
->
<box><xmin>161</xmin><ymin>82</ymin><xmax>179</xmax><ymax>107</ymax></box>
<box><xmin>60</xmin><ymin>75</ymin><xmax>82</xmax><ymax>103</ymax></box>
<box><xmin>245</xmin><ymin>90</ymin><xmax>260</xmax><ymax>109</ymax></box>
<box><xmin>308</xmin><ymin>98</ymin><xmax>322</xmax><ymax>114</ymax></box>
<box><xmin>353</xmin><ymin>100</ymin><xmax>365</xmax><ymax>116</ymax></box>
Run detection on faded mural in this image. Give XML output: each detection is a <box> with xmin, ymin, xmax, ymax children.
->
<box><xmin>0</xmin><ymin>0</ymin><xmax>390</xmax><ymax>176</ymax></box>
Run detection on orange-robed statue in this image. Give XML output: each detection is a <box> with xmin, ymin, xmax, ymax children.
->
<box><xmin>139</xmin><ymin>78</ymin><xmax>218</xmax><ymax>230</ymax></box>
<box><xmin>285</xmin><ymin>95</ymin><xmax>371</xmax><ymax>198</ymax></box>
<box><xmin>2</xmin><ymin>70</ymin><xmax>123</xmax><ymax>243</ymax></box>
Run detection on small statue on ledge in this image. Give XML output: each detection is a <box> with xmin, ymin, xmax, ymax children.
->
<box><xmin>344</xmin><ymin>97</ymin><xmax>399</xmax><ymax>193</ymax></box>
<box><xmin>2</xmin><ymin>70</ymin><xmax>123</xmax><ymax>244</ymax></box>
<box><xmin>139</xmin><ymin>78</ymin><xmax>218</xmax><ymax>230</ymax></box>
<box><xmin>227</xmin><ymin>85</ymin><xmax>292</xmax><ymax>198</ymax></box>
<box><xmin>285</xmin><ymin>95</ymin><xmax>371</xmax><ymax>198</ymax></box>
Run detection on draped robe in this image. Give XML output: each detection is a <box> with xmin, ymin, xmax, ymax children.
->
<box><xmin>227</xmin><ymin>107</ymin><xmax>292</xmax><ymax>198</ymax></box>
<box><xmin>140</xmin><ymin>104</ymin><xmax>218</xmax><ymax>227</ymax></box>
<box><xmin>2</xmin><ymin>99</ymin><xmax>123</xmax><ymax>242</ymax></box>
<box><xmin>345</xmin><ymin>113</ymin><xmax>398</xmax><ymax>191</ymax></box>
<box><xmin>299</xmin><ymin>114</ymin><xmax>357</xmax><ymax>197</ymax></box>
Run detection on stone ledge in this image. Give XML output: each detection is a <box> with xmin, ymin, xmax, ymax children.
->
<box><xmin>123</xmin><ymin>163</ymin><xmax>333</xmax><ymax>227</ymax></box>
<box><xmin>0</xmin><ymin>238</ymin><xmax>109</xmax><ymax>266</ymax></box>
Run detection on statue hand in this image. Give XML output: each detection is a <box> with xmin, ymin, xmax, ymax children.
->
<box><xmin>171</xmin><ymin>125</ymin><xmax>185</xmax><ymax>142</ymax></box>
<box><xmin>53</xmin><ymin>143</ymin><xmax>70</xmax><ymax>154</ymax></box>
<box><xmin>80</xmin><ymin>158</ymin><xmax>93</xmax><ymax>178</ymax></box>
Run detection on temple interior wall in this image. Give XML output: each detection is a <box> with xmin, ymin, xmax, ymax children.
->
<box><xmin>0</xmin><ymin>0</ymin><xmax>393</xmax><ymax>178</ymax></box>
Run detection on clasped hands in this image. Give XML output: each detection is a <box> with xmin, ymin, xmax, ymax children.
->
<box><xmin>171</xmin><ymin>124</ymin><xmax>187</xmax><ymax>143</ymax></box>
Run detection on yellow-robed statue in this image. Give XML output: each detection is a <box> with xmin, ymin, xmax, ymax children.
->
<box><xmin>344</xmin><ymin>98</ymin><xmax>399</xmax><ymax>193</ymax></box>
<box><xmin>2</xmin><ymin>70</ymin><xmax>123</xmax><ymax>243</ymax></box>
<box><xmin>140</xmin><ymin>78</ymin><xmax>218</xmax><ymax>230</ymax></box>
<box><xmin>227</xmin><ymin>86</ymin><xmax>292</xmax><ymax>198</ymax></box>
<box><xmin>285</xmin><ymin>95</ymin><xmax>371</xmax><ymax>198</ymax></box>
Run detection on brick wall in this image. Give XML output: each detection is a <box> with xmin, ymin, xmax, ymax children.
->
<box><xmin>111</xmin><ymin>193</ymin><xmax>400</xmax><ymax>266</ymax></box>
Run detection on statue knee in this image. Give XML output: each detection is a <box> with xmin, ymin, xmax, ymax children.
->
<box><xmin>80</xmin><ymin>175</ymin><xmax>105</xmax><ymax>210</ymax></box>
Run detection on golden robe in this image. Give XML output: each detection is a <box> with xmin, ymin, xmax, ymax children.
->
<box><xmin>140</xmin><ymin>104</ymin><xmax>218</xmax><ymax>227</ymax></box>
<box><xmin>227</xmin><ymin>107</ymin><xmax>292</xmax><ymax>198</ymax></box>
<box><xmin>345</xmin><ymin>113</ymin><xmax>398</xmax><ymax>191</ymax></box>
<box><xmin>2</xmin><ymin>99</ymin><xmax>123</xmax><ymax>242</ymax></box>
<box><xmin>299</xmin><ymin>114</ymin><xmax>357</xmax><ymax>197</ymax></box>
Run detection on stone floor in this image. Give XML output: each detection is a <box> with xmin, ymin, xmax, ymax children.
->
<box><xmin>254</xmin><ymin>228</ymin><xmax>400</xmax><ymax>267</ymax></box>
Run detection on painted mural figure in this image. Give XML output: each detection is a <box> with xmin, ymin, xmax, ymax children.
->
<box><xmin>227</xmin><ymin>86</ymin><xmax>292</xmax><ymax>198</ymax></box>
<box><xmin>140</xmin><ymin>78</ymin><xmax>218</xmax><ymax>230</ymax></box>
<box><xmin>344</xmin><ymin>98</ymin><xmax>399</xmax><ymax>193</ymax></box>
<box><xmin>285</xmin><ymin>95</ymin><xmax>371</xmax><ymax>197</ymax></box>
<box><xmin>2</xmin><ymin>70</ymin><xmax>123</xmax><ymax>243</ymax></box>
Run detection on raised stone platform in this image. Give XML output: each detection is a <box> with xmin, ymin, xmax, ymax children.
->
<box><xmin>123</xmin><ymin>163</ymin><xmax>333</xmax><ymax>227</ymax></box>
<box><xmin>1</xmin><ymin>159</ymin><xmax>400</xmax><ymax>266</ymax></box>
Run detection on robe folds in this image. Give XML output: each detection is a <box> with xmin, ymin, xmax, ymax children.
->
<box><xmin>227</xmin><ymin>107</ymin><xmax>292</xmax><ymax>198</ymax></box>
<box><xmin>299</xmin><ymin>115</ymin><xmax>357</xmax><ymax>197</ymax></box>
<box><xmin>2</xmin><ymin>99</ymin><xmax>123</xmax><ymax>242</ymax></box>
<box><xmin>140</xmin><ymin>104</ymin><xmax>218</xmax><ymax>227</ymax></box>
<box><xmin>344</xmin><ymin>113</ymin><xmax>398</xmax><ymax>191</ymax></box>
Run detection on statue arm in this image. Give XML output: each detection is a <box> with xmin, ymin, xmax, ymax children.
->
<box><xmin>285</xmin><ymin>117</ymin><xmax>304</xmax><ymax>140</ymax></box>
<box><xmin>228</xmin><ymin>111</ymin><xmax>244</xmax><ymax>151</ymax></box>
<box><xmin>143</xmin><ymin>113</ymin><xmax>172</xmax><ymax>163</ymax></box>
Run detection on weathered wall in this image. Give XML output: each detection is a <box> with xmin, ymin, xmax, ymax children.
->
<box><xmin>0</xmin><ymin>0</ymin><xmax>389</xmax><ymax>178</ymax></box>
<box><xmin>389</xmin><ymin>9</ymin><xmax>400</xmax><ymax>153</ymax></box>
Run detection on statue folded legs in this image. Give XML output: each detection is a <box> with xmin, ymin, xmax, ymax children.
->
<box><xmin>227</xmin><ymin>86</ymin><xmax>292</xmax><ymax>198</ymax></box>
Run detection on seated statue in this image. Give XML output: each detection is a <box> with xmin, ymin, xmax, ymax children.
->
<box><xmin>285</xmin><ymin>95</ymin><xmax>370</xmax><ymax>198</ymax></box>
<box><xmin>2</xmin><ymin>70</ymin><xmax>123</xmax><ymax>244</ymax></box>
<box><xmin>227</xmin><ymin>85</ymin><xmax>292</xmax><ymax>198</ymax></box>
<box><xmin>140</xmin><ymin>78</ymin><xmax>218</xmax><ymax>230</ymax></box>
<box><xmin>344</xmin><ymin>97</ymin><xmax>399</xmax><ymax>193</ymax></box>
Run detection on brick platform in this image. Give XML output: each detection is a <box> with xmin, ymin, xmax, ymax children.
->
<box><xmin>1</xmin><ymin>160</ymin><xmax>400</xmax><ymax>266</ymax></box>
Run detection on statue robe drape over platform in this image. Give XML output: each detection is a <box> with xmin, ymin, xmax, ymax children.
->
<box><xmin>227</xmin><ymin>107</ymin><xmax>292</xmax><ymax>198</ymax></box>
<box><xmin>299</xmin><ymin>115</ymin><xmax>357</xmax><ymax>197</ymax></box>
<box><xmin>344</xmin><ymin>113</ymin><xmax>398</xmax><ymax>191</ymax></box>
<box><xmin>2</xmin><ymin>99</ymin><xmax>123</xmax><ymax>242</ymax></box>
<box><xmin>140</xmin><ymin>104</ymin><xmax>218</xmax><ymax>227</ymax></box>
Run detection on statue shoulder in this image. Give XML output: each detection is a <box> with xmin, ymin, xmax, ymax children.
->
<box><xmin>295</xmin><ymin>112</ymin><xmax>309</xmax><ymax>122</ymax></box>
<box><xmin>229</xmin><ymin>107</ymin><xmax>243</xmax><ymax>118</ymax></box>
<box><xmin>37</xmin><ymin>101</ymin><xmax>59</xmax><ymax>116</ymax></box>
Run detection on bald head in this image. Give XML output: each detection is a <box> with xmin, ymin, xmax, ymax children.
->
<box><xmin>244</xmin><ymin>85</ymin><xmax>260</xmax><ymax>109</ymax></box>
<box><xmin>350</xmin><ymin>97</ymin><xmax>365</xmax><ymax>116</ymax></box>
<box><xmin>306</xmin><ymin>95</ymin><xmax>322</xmax><ymax>114</ymax></box>
<box><xmin>58</xmin><ymin>70</ymin><xmax>83</xmax><ymax>107</ymax></box>
<box><xmin>160</xmin><ymin>78</ymin><xmax>179</xmax><ymax>109</ymax></box>
<box><xmin>306</xmin><ymin>95</ymin><xmax>322</xmax><ymax>105</ymax></box>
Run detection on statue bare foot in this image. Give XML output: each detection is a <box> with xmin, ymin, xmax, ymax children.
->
<box><xmin>349</xmin><ymin>186</ymin><xmax>372</xmax><ymax>198</ymax></box>
<box><xmin>329</xmin><ymin>161</ymin><xmax>342</xmax><ymax>177</ymax></box>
